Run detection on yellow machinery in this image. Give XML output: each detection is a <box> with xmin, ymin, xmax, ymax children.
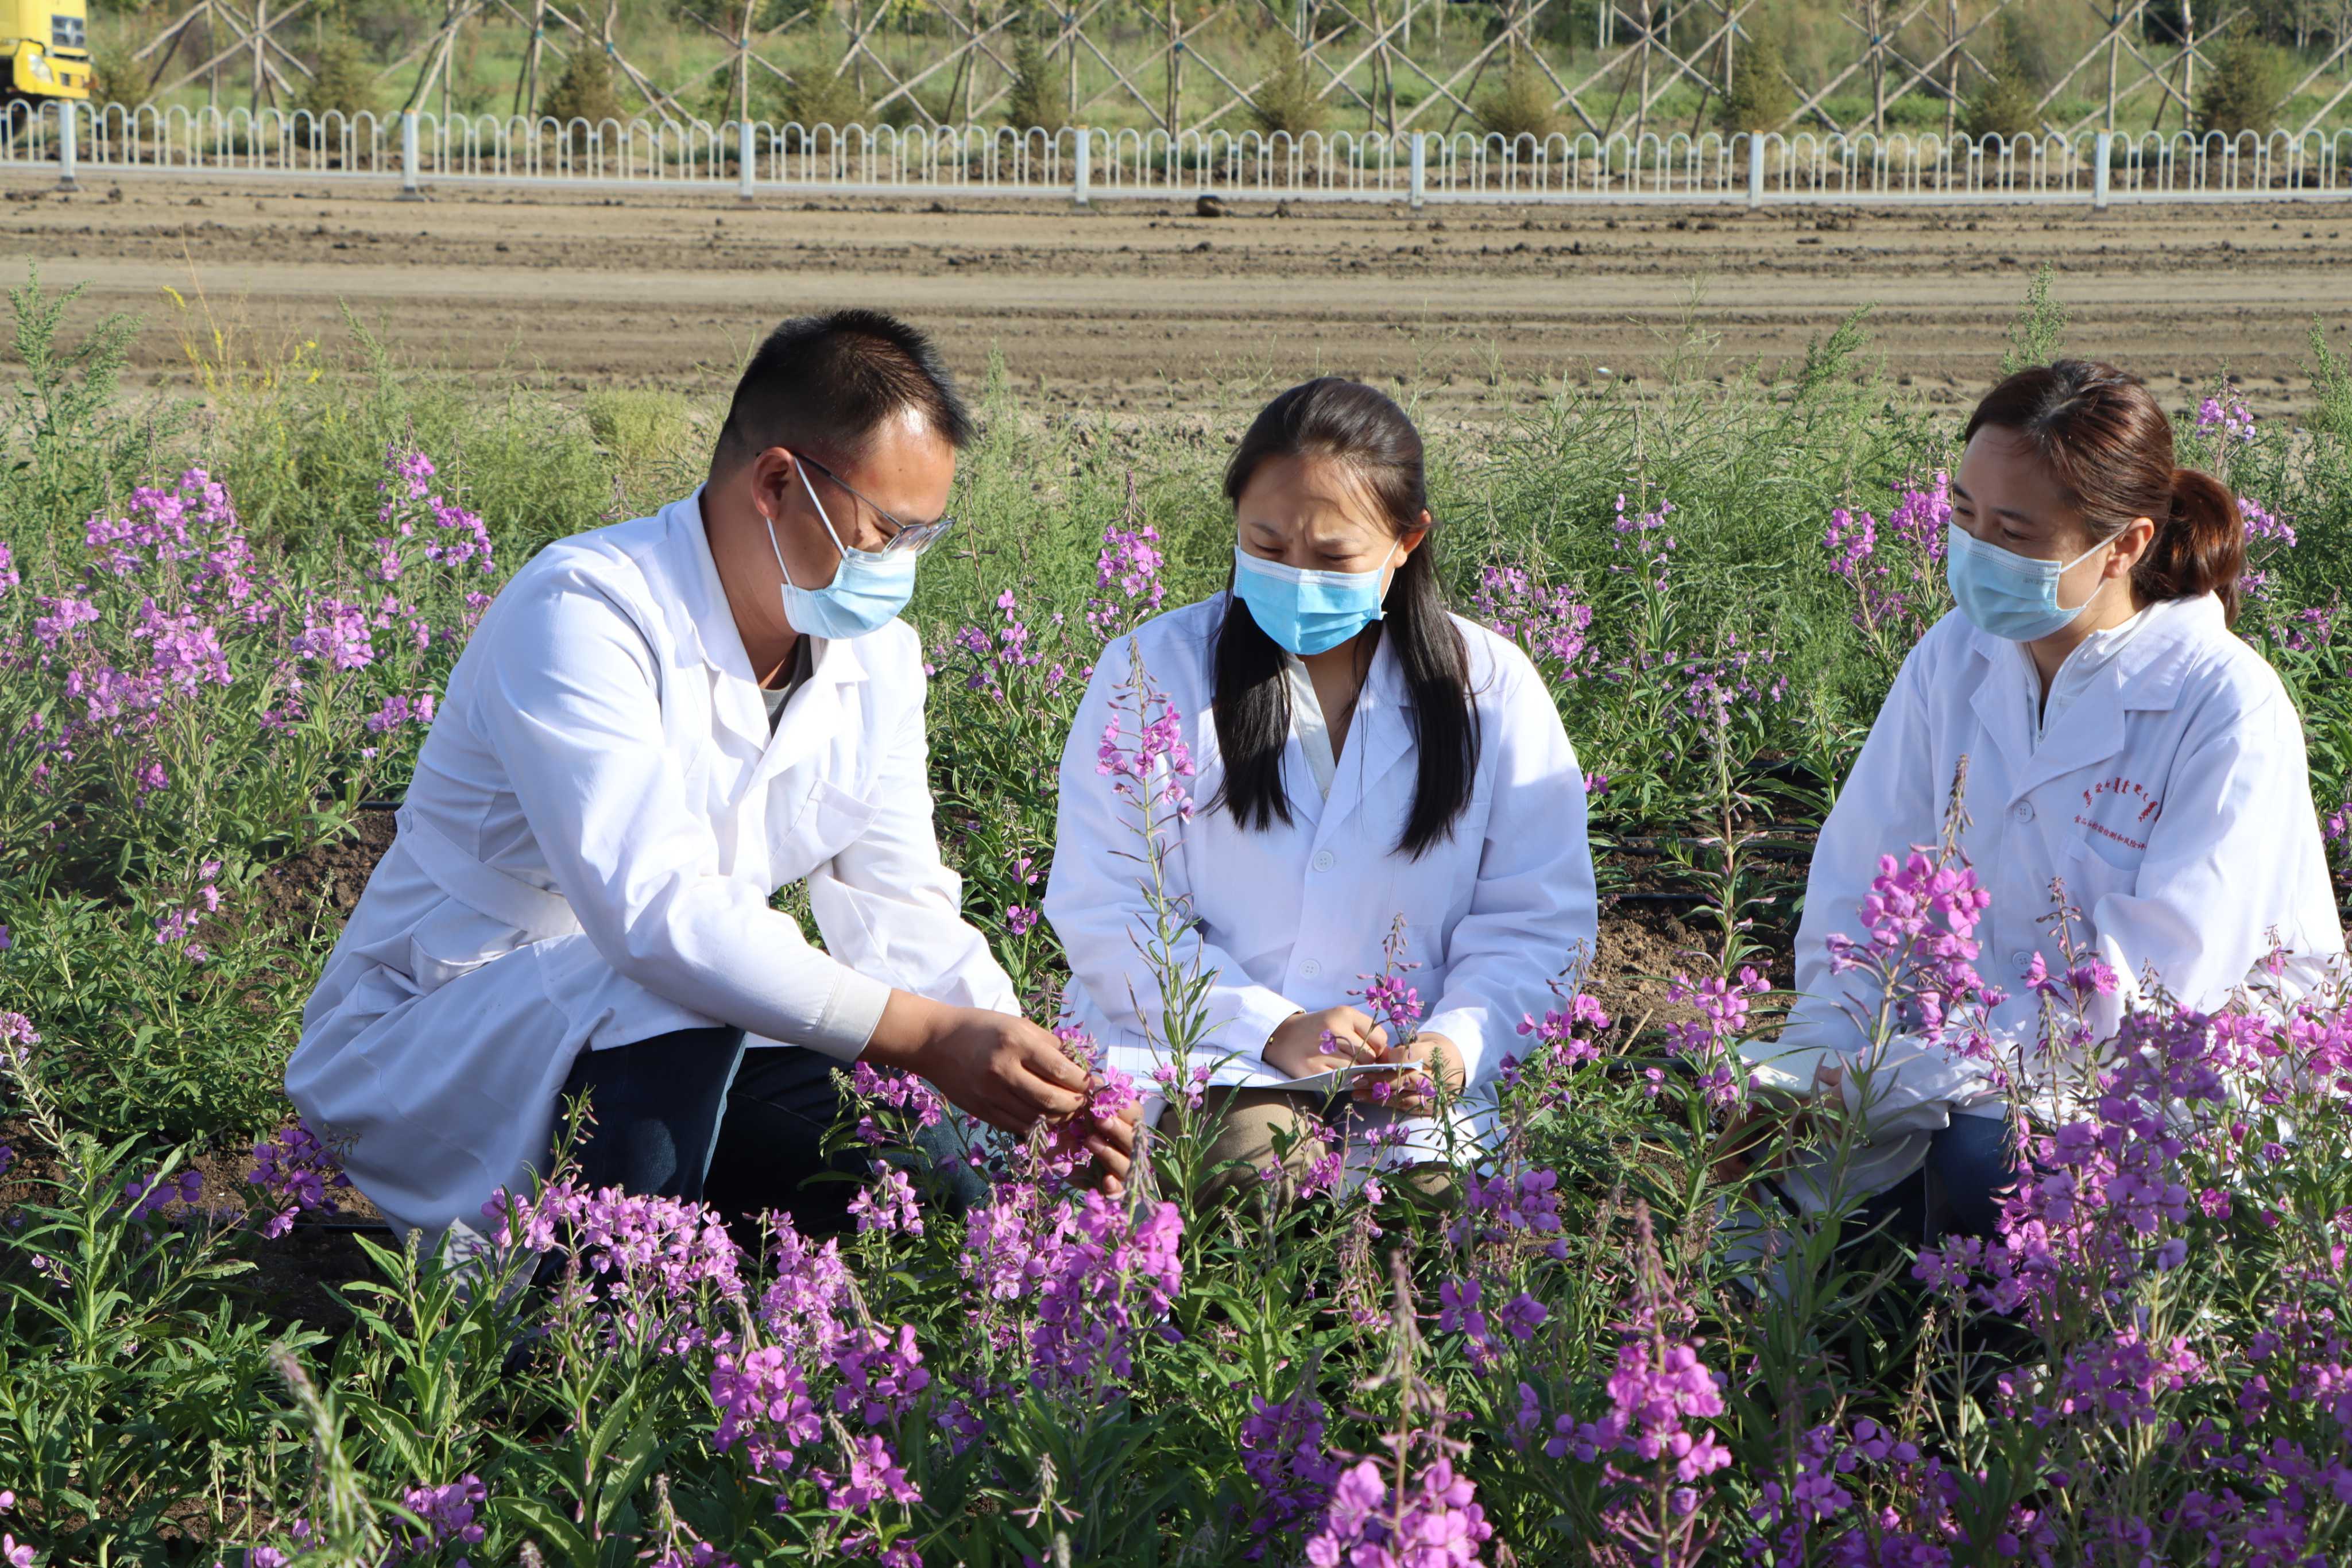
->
<box><xmin>4</xmin><ymin>0</ymin><xmax>91</xmax><ymax>103</ymax></box>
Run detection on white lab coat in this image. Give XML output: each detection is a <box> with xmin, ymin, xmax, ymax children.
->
<box><xmin>1043</xmin><ymin>595</ymin><xmax>1599</xmax><ymax>1118</ymax></box>
<box><xmin>1773</xmin><ymin>593</ymin><xmax>2345</xmax><ymax>1199</ymax></box>
<box><xmin>287</xmin><ymin>491</ymin><xmax>1016</xmax><ymax>1238</ymax></box>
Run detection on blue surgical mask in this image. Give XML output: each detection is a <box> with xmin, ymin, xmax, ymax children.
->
<box><xmin>767</xmin><ymin>463</ymin><xmax>920</xmax><ymax>641</ymax></box>
<box><xmin>1945</xmin><ymin>524</ymin><xmax>2110</xmax><ymax>642</ymax></box>
<box><xmin>1231</xmin><ymin>542</ymin><xmax>1399</xmax><ymax>657</ymax></box>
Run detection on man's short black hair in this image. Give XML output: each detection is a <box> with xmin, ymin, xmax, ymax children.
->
<box><xmin>711</xmin><ymin>309</ymin><xmax>973</xmax><ymax>475</ymax></box>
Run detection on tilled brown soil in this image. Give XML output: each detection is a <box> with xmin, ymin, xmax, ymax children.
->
<box><xmin>5</xmin><ymin>175</ymin><xmax>2350</xmax><ymax>416</ymax></box>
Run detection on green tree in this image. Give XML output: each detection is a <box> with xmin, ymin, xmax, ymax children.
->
<box><xmin>1249</xmin><ymin>34</ymin><xmax>1326</xmax><ymax>138</ymax></box>
<box><xmin>2196</xmin><ymin>33</ymin><xmax>2293</xmax><ymax>138</ymax></box>
<box><xmin>1718</xmin><ymin>30</ymin><xmax>1794</xmax><ymax>133</ymax></box>
<box><xmin>1963</xmin><ymin>15</ymin><xmax>2042</xmax><ymax>144</ymax></box>
<box><xmin>1004</xmin><ymin>29</ymin><xmax>1067</xmax><ymax>134</ymax></box>
<box><xmin>541</xmin><ymin>44</ymin><xmax>624</xmax><ymax>146</ymax></box>
<box><xmin>783</xmin><ymin>64</ymin><xmax>868</xmax><ymax>130</ymax></box>
<box><xmin>298</xmin><ymin>30</ymin><xmax>378</xmax><ymax>122</ymax></box>
<box><xmin>1480</xmin><ymin>59</ymin><xmax>1561</xmax><ymax>142</ymax></box>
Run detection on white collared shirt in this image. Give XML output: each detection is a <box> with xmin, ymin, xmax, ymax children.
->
<box><xmin>1281</xmin><ymin>651</ymin><xmax>1339</xmax><ymax>800</ymax></box>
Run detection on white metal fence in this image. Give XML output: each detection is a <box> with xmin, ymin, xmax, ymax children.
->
<box><xmin>6</xmin><ymin>101</ymin><xmax>2351</xmax><ymax>208</ymax></box>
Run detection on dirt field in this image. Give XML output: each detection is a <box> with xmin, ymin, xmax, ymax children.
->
<box><xmin>5</xmin><ymin>172</ymin><xmax>2350</xmax><ymax>415</ymax></box>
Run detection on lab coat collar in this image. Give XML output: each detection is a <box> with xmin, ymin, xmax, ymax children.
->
<box><xmin>668</xmin><ymin>488</ymin><xmax>871</xmax><ymax>775</ymax></box>
<box><xmin>1964</xmin><ymin>593</ymin><xmax>2222</xmax><ymax>804</ymax></box>
<box><xmin>1313</xmin><ymin>626</ymin><xmax>1414</xmax><ymax>851</ymax></box>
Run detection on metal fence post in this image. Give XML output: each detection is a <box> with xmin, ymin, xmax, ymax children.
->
<box><xmin>2092</xmin><ymin>129</ymin><xmax>2113</xmax><ymax>210</ymax></box>
<box><xmin>738</xmin><ymin>118</ymin><xmax>755</xmax><ymax>203</ymax></box>
<box><xmin>399</xmin><ymin>110</ymin><xmax>424</xmax><ymax>200</ymax></box>
<box><xmin>1409</xmin><ymin>131</ymin><xmax>1426</xmax><ymax>210</ymax></box>
<box><xmin>55</xmin><ymin>99</ymin><xmax>79</xmax><ymax>192</ymax></box>
<box><xmin>1073</xmin><ymin>128</ymin><xmax>1091</xmax><ymax>207</ymax></box>
<box><xmin>1747</xmin><ymin>131</ymin><xmax>1765</xmax><ymax>209</ymax></box>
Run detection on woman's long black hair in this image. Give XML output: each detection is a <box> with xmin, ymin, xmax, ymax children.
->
<box><xmin>1209</xmin><ymin>377</ymin><xmax>1479</xmax><ymax>860</ymax></box>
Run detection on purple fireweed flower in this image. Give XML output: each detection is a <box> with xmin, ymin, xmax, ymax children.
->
<box><xmin>1239</xmin><ymin>1380</ymin><xmax>1343</xmax><ymax>1547</ymax></box>
<box><xmin>1472</xmin><ymin>564</ymin><xmax>1594</xmax><ymax>682</ymax></box>
<box><xmin>2196</xmin><ymin>393</ymin><xmax>2255</xmax><ymax>442</ymax></box>
<box><xmin>1303</xmin><ymin>1449</ymin><xmax>1494</xmax><ymax>1568</ymax></box>
<box><xmin>125</xmin><ymin>1168</ymin><xmax>203</xmax><ymax>1221</ymax></box>
<box><xmin>846</xmin><ymin>1162</ymin><xmax>924</xmax><ymax>1238</ymax></box>
<box><xmin>247</xmin><ymin>1118</ymin><xmax>351</xmax><ymax>1238</ymax></box>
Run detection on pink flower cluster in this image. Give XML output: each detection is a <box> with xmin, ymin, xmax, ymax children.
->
<box><xmin>374</xmin><ymin>443</ymin><xmax>496</xmax><ymax>577</ymax></box>
<box><xmin>1088</xmin><ymin>507</ymin><xmax>1166</xmax><ymax>639</ymax></box>
<box><xmin>1303</xmin><ymin>1449</ymin><xmax>1494</xmax><ymax>1568</ymax></box>
<box><xmin>2196</xmin><ymin>392</ymin><xmax>2256</xmax><ymax>442</ymax></box>
<box><xmin>1825</xmin><ymin>849</ymin><xmax>1998</xmax><ymax>1037</ymax></box>
<box><xmin>1823</xmin><ymin>472</ymin><xmax>1952</xmax><ymax>641</ymax></box>
<box><xmin>1023</xmin><ymin>1189</ymin><xmax>1184</xmax><ymax>1391</ymax></box>
<box><xmin>1509</xmin><ymin>990</ymin><xmax>1611</xmax><ymax>1075</ymax></box>
<box><xmin>1096</xmin><ymin>651</ymin><xmax>1197</xmax><ymax>823</ymax></box>
<box><xmin>1664</xmin><ymin>967</ymin><xmax>1770</xmax><ymax>1108</ymax></box>
<box><xmin>1471</xmin><ymin>564</ymin><xmax>1594</xmax><ymax>682</ymax></box>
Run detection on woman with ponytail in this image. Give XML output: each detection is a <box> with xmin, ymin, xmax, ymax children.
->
<box><xmin>1045</xmin><ymin>378</ymin><xmax>1597</xmax><ymax>1192</ymax></box>
<box><xmin>1762</xmin><ymin>360</ymin><xmax>2345</xmax><ymax>1244</ymax></box>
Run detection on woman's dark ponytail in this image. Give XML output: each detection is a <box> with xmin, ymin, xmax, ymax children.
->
<box><xmin>1210</xmin><ymin>378</ymin><xmax>1478</xmax><ymax>860</ymax></box>
<box><xmin>2141</xmin><ymin>467</ymin><xmax>2247</xmax><ymax>626</ymax></box>
<box><xmin>1965</xmin><ymin>361</ymin><xmax>2249</xmax><ymax>625</ymax></box>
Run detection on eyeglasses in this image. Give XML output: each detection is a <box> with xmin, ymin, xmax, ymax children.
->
<box><xmin>795</xmin><ymin>452</ymin><xmax>957</xmax><ymax>557</ymax></box>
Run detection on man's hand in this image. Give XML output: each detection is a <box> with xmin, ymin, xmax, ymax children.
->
<box><xmin>1264</xmin><ymin>1005</ymin><xmax>1390</xmax><ymax>1080</ymax></box>
<box><xmin>1364</xmin><ymin>1032</ymin><xmax>1465</xmax><ymax>1114</ymax></box>
<box><xmin>863</xmin><ymin>992</ymin><xmax>1091</xmax><ymax>1134</ymax></box>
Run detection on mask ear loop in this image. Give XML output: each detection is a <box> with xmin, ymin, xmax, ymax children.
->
<box><xmin>766</xmin><ymin>458</ymin><xmax>852</xmax><ymax>590</ymax></box>
<box><xmin>2054</xmin><ymin>532</ymin><xmax>2119</xmax><ymax>613</ymax></box>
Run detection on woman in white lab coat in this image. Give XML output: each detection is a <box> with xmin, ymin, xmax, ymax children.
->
<box><xmin>1769</xmin><ymin>359</ymin><xmax>2345</xmax><ymax>1240</ymax></box>
<box><xmin>1044</xmin><ymin>378</ymin><xmax>1598</xmax><ymax>1188</ymax></box>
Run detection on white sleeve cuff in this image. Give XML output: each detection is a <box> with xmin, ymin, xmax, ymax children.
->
<box><xmin>1419</xmin><ymin>1007</ymin><xmax>1488</xmax><ymax>1087</ymax></box>
<box><xmin>799</xmin><ymin>967</ymin><xmax>894</xmax><ymax>1062</ymax></box>
<box><xmin>1218</xmin><ymin>986</ymin><xmax>1303</xmax><ymax>1064</ymax></box>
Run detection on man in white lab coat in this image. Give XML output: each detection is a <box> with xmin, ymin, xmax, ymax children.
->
<box><xmin>288</xmin><ymin>310</ymin><xmax>1132</xmax><ymax>1246</ymax></box>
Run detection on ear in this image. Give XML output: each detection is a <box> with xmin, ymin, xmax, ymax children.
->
<box><xmin>1392</xmin><ymin>513</ymin><xmax>1434</xmax><ymax>566</ymax></box>
<box><xmin>745</xmin><ymin>446</ymin><xmax>803</xmax><ymax>525</ymax></box>
<box><xmin>2108</xmin><ymin>516</ymin><xmax>2157</xmax><ymax>578</ymax></box>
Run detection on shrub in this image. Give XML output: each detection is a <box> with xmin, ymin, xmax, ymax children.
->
<box><xmin>783</xmin><ymin>63</ymin><xmax>868</xmax><ymax>131</ymax></box>
<box><xmin>540</xmin><ymin>43</ymin><xmax>623</xmax><ymax>147</ymax></box>
<box><xmin>2196</xmin><ymin>33</ymin><xmax>2293</xmax><ymax>138</ymax></box>
<box><xmin>1963</xmin><ymin>16</ymin><xmax>2042</xmax><ymax>144</ymax></box>
<box><xmin>1719</xmin><ymin>30</ymin><xmax>1794</xmax><ymax>133</ymax></box>
<box><xmin>584</xmin><ymin>388</ymin><xmax>699</xmax><ymax>487</ymax></box>
<box><xmin>1479</xmin><ymin>59</ymin><xmax>1561</xmax><ymax>143</ymax></box>
<box><xmin>1250</xmin><ymin>34</ymin><xmax>1326</xmax><ymax>139</ymax></box>
<box><xmin>86</xmin><ymin>40</ymin><xmax>144</xmax><ymax>110</ymax></box>
<box><xmin>1004</xmin><ymin>29</ymin><xmax>1067</xmax><ymax>135</ymax></box>
<box><xmin>298</xmin><ymin>29</ymin><xmax>378</xmax><ymax>122</ymax></box>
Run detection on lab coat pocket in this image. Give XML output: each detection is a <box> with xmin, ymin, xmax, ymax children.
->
<box><xmin>770</xmin><ymin>777</ymin><xmax>881</xmax><ymax>883</ymax></box>
<box><xmin>408</xmin><ymin>899</ymin><xmax>528</xmax><ymax>996</ymax></box>
<box><xmin>2061</xmin><ymin>830</ymin><xmax>2144</xmax><ymax>908</ymax></box>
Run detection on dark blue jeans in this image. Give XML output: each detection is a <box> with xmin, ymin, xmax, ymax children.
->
<box><xmin>1860</xmin><ymin>1113</ymin><xmax>2021</xmax><ymax>1244</ymax></box>
<box><xmin>555</xmin><ymin>1026</ymin><xmax>985</xmax><ymax>1232</ymax></box>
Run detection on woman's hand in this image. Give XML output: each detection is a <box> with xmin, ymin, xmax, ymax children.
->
<box><xmin>1361</xmin><ymin>1033</ymin><xmax>1465</xmax><ymax>1113</ymax></box>
<box><xmin>1082</xmin><ymin>1101</ymin><xmax>1144</xmax><ymax>1194</ymax></box>
<box><xmin>1263</xmin><ymin>1006</ymin><xmax>1390</xmax><ymax>1080</ymax></box>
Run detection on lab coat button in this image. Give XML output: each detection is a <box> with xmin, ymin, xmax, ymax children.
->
<box><xmin>2011</xmin><ymin>801</ymin><xmax>2035</xmax><ymax>823</ymax></box>
<box><xmin>1301</xmin><ymin>959</ymin><xmax>1322</xmax><ymax>978</ymax></box>
<box><xmin>1311</xmin><ymin>850</ymin><xmax>1336</xmax><ymax>872</ymax></box>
